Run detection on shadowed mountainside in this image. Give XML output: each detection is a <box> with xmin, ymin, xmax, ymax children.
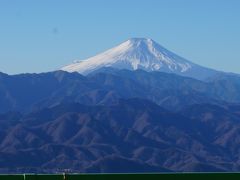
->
<box><xmin>1</xmin><ymin>69</ymin><xmax>240</xmax><ymax>114</ymax></box>
<box><xmin>1</xmin><ymin>70</ymin><xmax>240</xmax><ymax>173</ymax></box>
<box><xmin>0</xmin><ymin>99</ymin><xmax>240</xmax><ymax>173</ymax></box>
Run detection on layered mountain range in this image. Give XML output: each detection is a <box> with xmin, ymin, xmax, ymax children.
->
<box><xmin>1</xmin><ymin>38</ymin><xmax>240</xmax><ymax>173</ymax></box>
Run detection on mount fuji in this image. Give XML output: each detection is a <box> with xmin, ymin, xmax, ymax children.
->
<box><xmin>61</xmin><ymin>38</ymin><xmax>219</xmax><ymax>80</ymax></box>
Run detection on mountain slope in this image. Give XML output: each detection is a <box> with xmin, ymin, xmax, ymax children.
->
<box><xmin>0</xmin><ymin>70</ymin><xmax>220</xmax><ymax>113</ymax></box>
<box><xmin>61</xmin><ymin>38</ymin><xmax>219</xmax><ymax>80</ymax></box>
<box><xmin>2</xmin><ymin>69</ymin><xmax>240</xmax><ymax>113</ymax></box>
<box><xmin>1</xmin><ymin>99</ymin><xmax>240</xmax><ymax>173</ymax></box>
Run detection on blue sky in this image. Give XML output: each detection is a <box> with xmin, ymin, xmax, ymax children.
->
<box><xmin>0</xmin><ymin>0</ymin><xmax>240</xmax><ymax>74</ymax></box>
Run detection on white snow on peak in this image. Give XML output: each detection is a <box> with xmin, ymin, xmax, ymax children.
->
<box><xmin>61</xmin><ymin>38</ymin><xmax>215</xmax><ymax>79</ymax></box>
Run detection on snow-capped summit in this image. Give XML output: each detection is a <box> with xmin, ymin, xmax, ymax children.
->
<box><xmin>61</xmin><ymin>38</ymin><xmax>219</xmax><ymax>80</ymax></box>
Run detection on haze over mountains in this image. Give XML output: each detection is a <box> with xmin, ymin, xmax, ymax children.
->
<box><xmin>1</xmin><ymin>38</ymin><xmax>240</xmax><ymax>173</ymax></box>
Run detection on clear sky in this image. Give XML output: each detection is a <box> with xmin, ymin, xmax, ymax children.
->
<box><xmin>0</xmin><ymin>0</ymin><xmax>240</xmax><ymax>74</ymax></box>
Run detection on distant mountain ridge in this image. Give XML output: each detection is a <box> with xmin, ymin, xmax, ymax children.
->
<box><xmin>61</xmin><ymin>38</ymin><xmax>220</xmax><ymax>80</ymax></box>
<box><xmin>1</xmin><ymin>69</ymin><xmax>240</xmax><ymax>114</ymax></box>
